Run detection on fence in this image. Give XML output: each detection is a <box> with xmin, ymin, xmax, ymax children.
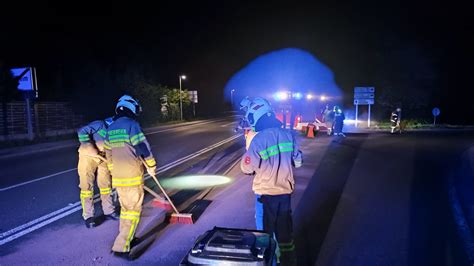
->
<box><xmin>0</xmin><ymin>101</ymin><xmax>84</xmax><ymax>141</ymax></box>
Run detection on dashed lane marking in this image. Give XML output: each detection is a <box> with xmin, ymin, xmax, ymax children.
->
<box><xmin>0</xmin><ymin>133</ymin><xmax>242</xmax><ymax>246</ymax></box>
<box><xmin>0</xmin><ymin>119</ymin><xmax>236</xmax><ymax>192</ymax></box>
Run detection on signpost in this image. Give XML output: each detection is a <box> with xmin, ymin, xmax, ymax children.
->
<box><xmin>10</xmin><ymin>67</ymin><xmax>38</xmax><ymax>140</ymax></box>
<box><xmin>354</xmin><ymin>87</ymin><xmax>375</xmax><ymax>127</ymax></box>
<box><xmin>188</xmin><ymin>90</ymin><xmax>198</xmax><ymax>117</ymax></box>
<box><xmin>432</xmin><ymin>107</ymin><xmax>440</xmax><ymax>126</ymax></box>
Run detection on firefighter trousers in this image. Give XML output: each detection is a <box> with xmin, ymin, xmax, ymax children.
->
<box><xmin>78</xmin><ymin>155</ymin><xmax>115</xmax><ymax>220</ymax></box>
<box><xmin>261</xmin><ymin>194</ymin><xmax>296</xmax><ymax>265</ymax></box>
<box><xmin>112</xmin><ymin>185</ymin><xmax>144</xmax><ymax>252</ymax></box>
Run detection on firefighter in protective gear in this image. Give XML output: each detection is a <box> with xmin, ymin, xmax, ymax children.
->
<box><xmin>104</xmin><ymin>95</ymin><xmax>156</xmax><ymax>256</ymax></box>
<box><xmin>333</xmin><ymin>105</ymin><xmax>346</xmax><ymax>137</ymax></box>
<box><xmin>323</xmin><ymin>105</ymin><xmax>335</xmax><ymax>136</ymax></box>
<box><xmin>77</xmin><ymin>117</ymin><xmax>117</xmax><ymax>228</ymax></box>
<box><xmin>240</xmin><ymin>97</ymin><xmax>302</xmax><ymax>265</ymax></box>
<box><xmin>390</xmin><ymin>108</ymin><xmax>401</xmax><ymax>134</ymax></box>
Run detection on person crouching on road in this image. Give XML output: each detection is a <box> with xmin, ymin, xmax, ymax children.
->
<box><xmin>240</xmin><ymin>97</ymin><xmax>303</xmax><ymax>265</ymax></box>
<box><xmin>104</xmin><ymin>95</ymin><xmax>157</xmax><ymax>257</ymax></box>
<box><xmin>77</xmin><ymin>117</ymin><xmax>118</xmax><ymax>228</ymax></box>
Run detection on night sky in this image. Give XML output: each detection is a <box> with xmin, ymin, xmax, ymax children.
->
<box><xmin>1</xmin><ymin>1</ymin><xmax>472</xmax><ymax>123</ymax></box>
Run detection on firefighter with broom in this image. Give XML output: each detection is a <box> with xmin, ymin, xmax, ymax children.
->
<box><xmin>240</xmin><ymin>97</ymin><xmax>303</xmax><ymax>265</ymax></box>
<box><xmin>104</xmin><ymin>95</ymin><xmax>157</xmax><ymax>258</ymax></box>
<box><xmin>77</xmin><ymin>117</ymin><xmax>119</xmax><ymax>228</ymax></box>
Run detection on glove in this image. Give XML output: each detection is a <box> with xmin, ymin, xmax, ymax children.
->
<box><xmin>146</xmin><ymin>165</ymin><xmax>157</xmax><ymax>177</ymax></box>
<box><xmin>292</xmin><ymin>150</ymin><xmax>303</xmax><ymax>168</ymax></box>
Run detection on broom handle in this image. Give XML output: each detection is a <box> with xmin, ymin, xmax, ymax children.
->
<box><xmin>143</xmin><ymin>185</ymin><xmax>163</xmax><ymax>200</ymax></box>
<box><xmin>140</xmin><ymin>157</ymin><xmax>180</xmax><ymax>214</ymax></box>
<box><xmin>148</xmin><ymin>172</ymin><xmax>180</xmax><ymax>214</ymax></box>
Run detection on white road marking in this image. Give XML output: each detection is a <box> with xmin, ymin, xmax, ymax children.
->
<box><xmin>0</xmin><ymin>169</ymin><xmax>78</xmax><ymax>192</ymax></box>
<box><xmin>0</xmin><ymin>133</ymin><xmax>242</xmax><ymax>246</ymax></box>
<box><xmin>220</xmin><ymin>121</ymin><xmax>236</xmax><ymax>127</ymax></box>
<box><xmin>0</xmin><ymin>119</ymin><xmax>235</xmax><ymax>192</ymax></box>
<box><xmin>146</xmin><ymin>119</ymin><xmax>227</xmax><ymax>135</ymax></box>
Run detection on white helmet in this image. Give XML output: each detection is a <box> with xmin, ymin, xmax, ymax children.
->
<box><xmin>104</xmin><ymin>117</ymin><xmax>114</xmax><ymax>127</ymax></box>
<box><xmin>239</xmin><ymin>97</ymin><xmax>251</xmax><ymax>110</ymax></box>
<box><xmin>245</xmin><ymin>97</ymin><xmax>274</xmax><ymax>128</ymax></box>
<box><xmin>116</xmin><ymin>95</ymin><xmax>142</xmax><ymax>115</ymax></box>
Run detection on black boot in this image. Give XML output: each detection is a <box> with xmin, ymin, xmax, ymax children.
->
<box><xmin>112</xmin><ymin>251</ymin><xmax>130</xmax><ymax>260</ymax></box>
<box><xmin>104</xmin><ymin>212</ymin><xmax>120</xmax><ymax>221</ymax></box>
<box><xmin>85</xmin><ymin>217</ymin><xmax>96</xmax><ymax>228</ymax></box>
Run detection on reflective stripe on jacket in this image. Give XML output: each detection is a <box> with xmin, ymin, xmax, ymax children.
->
<box><xmin>77</xmin><ymin>120</ymin><xmax>108</xmax><ymax>153</ymax></box>
<box><xmin>104</xmin><ymin>116</ymin><xmax>155</xmax><ymax>183</ymax></box>
<box><xmin>241</xmin><ymin>127</ymin><xmax>302</xmax><ymax>195</ymax></box>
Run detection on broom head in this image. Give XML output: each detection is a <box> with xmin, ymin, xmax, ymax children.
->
<box><xmin>170</xmin><ymin>213</ymin><xmax>194</xmax><ymax>224</ymax></box>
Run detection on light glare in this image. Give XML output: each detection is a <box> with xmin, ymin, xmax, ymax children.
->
<box><xmin>161</xmin><ymin>175</ymin><xmax>232</xmax><ymax>189</ymax></box>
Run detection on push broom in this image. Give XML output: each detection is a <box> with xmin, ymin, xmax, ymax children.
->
<box><xmin>140</xmin><ymin>158</ymin><xmax>194</xmax><ymax>224</ymax></box>
<box><xmin>88</xmin><ymin>154</ymin><xmax>172</xmax><ymax>211</ymax></box>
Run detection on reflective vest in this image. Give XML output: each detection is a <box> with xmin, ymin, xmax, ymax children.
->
<box><xmin>104</xmin><ymin>116</ymin><xmax>156</xmax><ymax>186</ymax></box>
<box><xmin>241</xmin><ymin>127</ymin><xmax>302</xmax><ymax>195</ymax></box>
<box><xmin>77</xmin><ymin>120</ymin><xmax>108</xmax><ymax>154</ymax></box>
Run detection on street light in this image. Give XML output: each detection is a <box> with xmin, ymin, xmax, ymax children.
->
<box><xmin>179</xmin><ymin>75</ymin><xmax>186</xmax><ymax>120</ymax></box>
<box><xmin>320</xmin><ymin>95</ymin><xmax>327</xmax><ymax>101</ymax></box>
<box><xmin>231</xmin><ymin>89</ymin><xmax>235</xmax><ymax>106</ymax></box>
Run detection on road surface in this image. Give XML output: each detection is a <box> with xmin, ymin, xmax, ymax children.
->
<box><xmin>1</xmin><ymin>126</ymin><xmax>473</xmax><ymax>265</ymax></box>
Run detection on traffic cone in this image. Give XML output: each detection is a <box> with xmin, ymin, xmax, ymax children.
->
<box><xmin>307</xmin><ymin>125</ymin><xmax>315</xmax><ymax>138</ymax></box>
<box><xmin>301</xmin><ymin>125</ymin><xmax>307</xmax><ymax>135</ymax></box>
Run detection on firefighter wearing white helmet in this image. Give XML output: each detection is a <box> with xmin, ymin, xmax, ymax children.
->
<box><xmin>240</xmin><ymin>97</ymin><xmax>302</xmax><ymax>264</ymax></box>
<box><xmin>104</xmin><ymin>94</ymin><xmax>157</xmax><ymax>257</ymax></box>
<box><xmin>390</xmin><ymin>108</ymin><xmax>401</xmax><ymax>134</ymax></box>
<box><xmin>77</xmin><ymin>117</ymin><xmax>118</xmax><ymax>228</ymax></box>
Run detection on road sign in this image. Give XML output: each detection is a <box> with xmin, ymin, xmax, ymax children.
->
<box><xmin>432</xmin><ymin>107</ymin><xmax>440</xmax><ymax>126</ymax></box>
<box><xmin>354</xmin><ymin>87</ymin><xmax>375</xmax><ymax>128</ymax></box>
<box><xmin>354</xmin><ymin>87</ymin><xmax>375</xmax><ymax>93</ymax></box>
<box><xmin>188</xmin><ymin>90</ymin><xmax>198</xmax><ymax>103</ymax></box>
<box><xmin>354</xmin><ymin>92</ymin><xmax>375</xmax><ymax>99</ymax></box>
<box><xmin>354</xmin><ymin>99</ymin><xmax>374</xmax><ymax>105</ymax></box>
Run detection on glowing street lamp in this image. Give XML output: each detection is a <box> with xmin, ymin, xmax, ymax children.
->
<box><xmin>179</xmin><ymin>75</ymin><xmax>186</xmax><ymax>120</ymax></box>
<box><xmin>306</xmin><ymin>94</ymin><xmax>313</xmax><ymax>100</ymax></box>
<box><xmin>231</xmin><ymin>89</ymin><xmax>235</xmax><ymax>105</ymax></box>
<box><xmin>320</xmin><ymin>95</ymin><xmax>327</xmax><ymax>101</ymax></box>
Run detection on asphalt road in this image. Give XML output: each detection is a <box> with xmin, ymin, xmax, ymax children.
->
<box><xmin>0</xmin><ymin>117</ymin><xmax>239</xmax><ymax>238</ymax></box>
<box><xmin>1</xmin><ymin>126</ymin><xmax>473</xmax><ymax>265</ymax></box>
<box><xmin>294</xmin><ymin>130</ymin><xmax>474</xmax><ymax>266</ymax></box>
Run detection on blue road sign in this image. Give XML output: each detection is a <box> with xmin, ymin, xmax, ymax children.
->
<box><xmin>432</xmin><ymin>107</ymin><xmax>440</xmax><ymax>117</ymax></box>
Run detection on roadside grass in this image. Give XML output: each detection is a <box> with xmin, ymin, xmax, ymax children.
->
<box><xmin>370</xmin><ymin>119</ymin><xmax>474</xmax><ymax>130</ymax></box>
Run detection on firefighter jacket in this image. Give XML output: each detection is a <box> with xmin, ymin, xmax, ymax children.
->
<box><xmin>390</xmin><ymin>112</ymin><xmax>399</xmax><ymax>123</ymax></box>
<box><xmin>77</xmin><ymin>120</ymin><xmax>108</xmax><ymax>156</ymax></box>
<box><xmin>241</xmin><ymin>127</ymin><xmax>303</xmax><ymax>195</ymax></box>
<box><xmin>104</xmin><ymin>116</ymin><xmax>156</xmax><ymax>187</ymax></box>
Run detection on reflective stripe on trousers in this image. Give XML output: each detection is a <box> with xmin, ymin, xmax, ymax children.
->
<box><xmin>112</xmin><ymin>185</ymin><xmax>144</xmax><ymax>253</ymax></box>
<box><xmin>78</xmin><ymin>155</ymin><xmax>115</xmax><ymax>219</ymax></box>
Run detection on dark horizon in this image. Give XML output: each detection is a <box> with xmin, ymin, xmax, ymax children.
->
<box><xmin>1</xmin><ymin>1</ymin><xmax>472</xmax><ymax>123</ymax></box>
